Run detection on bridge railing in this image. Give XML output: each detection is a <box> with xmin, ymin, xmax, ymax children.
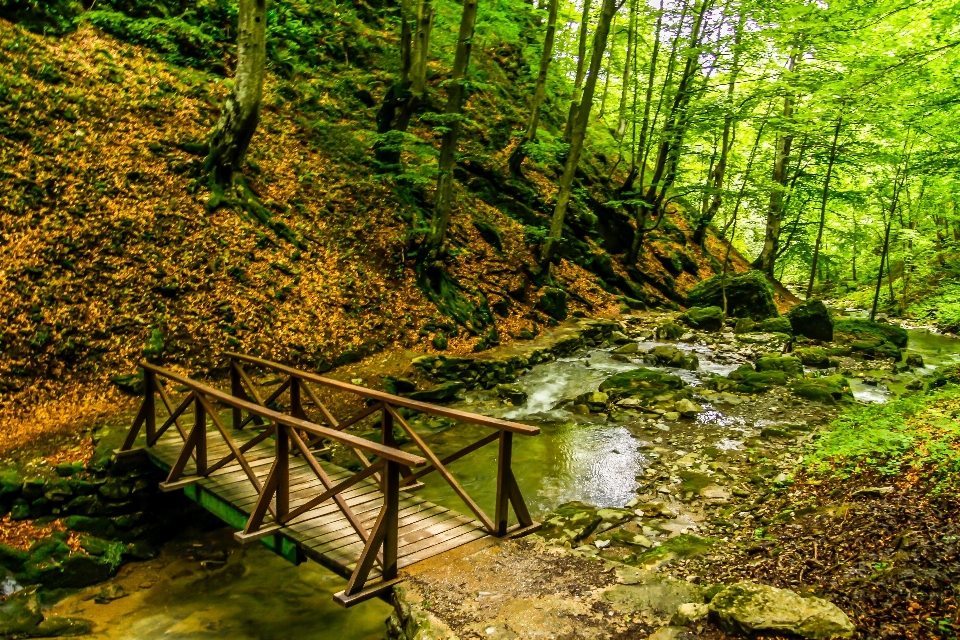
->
<box><xmin>224</xmin><ymin>353</ymin><xmax>540</xmax><ymax>540</ymax></box>
<box><xmin>119</xmin><ymin>353</ymin><xmax>539</xmax><ymax>606</ymax></box>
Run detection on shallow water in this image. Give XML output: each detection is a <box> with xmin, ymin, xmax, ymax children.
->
<box><xmin>50</xmin><ymin>529</ymin><xmax>392</xmax><ymax>640</ymax></box>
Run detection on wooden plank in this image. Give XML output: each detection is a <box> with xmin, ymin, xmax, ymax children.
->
<box><xmin>299</xmin><ymin>502</ymin><xmax>454</xmax><ymax>553</ymax></box>
<box><xmin>397</xmin><ymin>528</ymin><xmax>490</xmax><ymax>569</ymax></box>
<box><xmin>330</xmin><ymin>521</ymin><xmax>485</xmax><ymax>570</ymax></box>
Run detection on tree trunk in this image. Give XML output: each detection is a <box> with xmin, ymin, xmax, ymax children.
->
<box><xmin>638</xmin><ymin>0</ymin><xmax>712</xmax><ymax>233</ymax></box>
<box><xmin>374</xmin><ymin>0</ymin><xmax>430</xmax><ymax>170</ymax></box>
<box><xmin>806</xmin><ymin>111</ymin><xmax>842</xmax><ymax>299</ymax></box>
<box><xmin>564</xmin><ymin>0</ymin><xmax>593</xmax><ymax>143</ymax></box>
<box><xmin>754</xmin><ymin>53</ymin><xmax>797</xmax><ymax>277</ymax></box>
<box><xmin>871</xmin><ymin>175</ymin><xmax>906</xmax><ymax>321</ymax></box>
<box><xmin>205</xmin><ymin>0</ymin><xmax>267</xmax><ymax>207</ymax></box>
<box><xmin>617</xmin><ymin>0</ymin><xmax>637</xmax><ymax>137</ymax></box>
<box><xmin>540</xmin><ymin>0</ymin><xmax>617</xmax><ymax>264</ymax></box>
<box><xmin>624</xmin><ymin>0</ymin><xmax>664</xmax><ymax>264</ymax></box>
<box><xmin>411</xmin><ymin>0</ymin><xmax>434</xmax><ymax>95</ymax></box>
<box><xmin>425</xmin><ymin>0</ymin><xmax>480</xmax><ymax>255</ymax></box>
<box><xmin>693</xmin><ymin>8</ymin><xmax>745</xmax><ymax>248</ymax></box>
<box><xmin>508</xmin><ymin>0</ymin><xmax>559</xmax><ymax>175</ymax></box>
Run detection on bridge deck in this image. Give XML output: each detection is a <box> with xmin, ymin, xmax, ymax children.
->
<box><xmin>145</xmin><ymin>422</ymin><xmax>490</xmax><ymax>581</ymax></box>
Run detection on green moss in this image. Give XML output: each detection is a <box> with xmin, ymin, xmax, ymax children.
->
<box><xmin>755</xmin><ymin>356</ymin><xmax>803</xmax><ymax>378</ymax></box>
<box><xmin>679</xmin><ymin>306</ymin><xmax>725</xmax><ymax>331</ymax></box>
<box><xmin>634</xmin><ymin>534</ymin><xmax>716</xmax><ymax>564</ymax></box>
<box><xmin>599</xmin><ymin>368</ymin><xmax>686</xmax><ymax>399</ymax></box>
<box><xmin>834</xmin><ymin>319</ymin><xmax>909</xmax><ymax>348</ymax></box>
<box><xmin>789</xmin><ymin>375</ymin><xmax>853</xmax><ymax>404</ymax></box>
<box><xmin>687</xmin><ymin>271</ymin><xmax>778</xmax><ymax>321</ymax></box>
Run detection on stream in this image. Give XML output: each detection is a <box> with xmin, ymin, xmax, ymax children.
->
<box><xmin>47</xmin><ymin>322</ymin><xmax>960</xmax><ymax>638</ymax></box>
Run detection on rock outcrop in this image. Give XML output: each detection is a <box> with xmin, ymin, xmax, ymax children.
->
<box><xmin>708</xmin><ymin>581</ymin><xmax>854</xmax><ymax>639</ymax></box>
<box><xmin>686</xmin><ymin>272</ymin><xmax>779</xmax><ymax>321</ymax></box>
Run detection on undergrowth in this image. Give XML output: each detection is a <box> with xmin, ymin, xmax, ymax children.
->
<box><xmin>806</xmin><ymin>384</ymin><xmax>960</xmax><ymax>490</ymax></box>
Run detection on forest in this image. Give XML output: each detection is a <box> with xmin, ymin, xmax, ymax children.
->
<box><xmin>0</xmin><ymin>0</ymin><xmax>959</xmax><ymax>638</ymax></box>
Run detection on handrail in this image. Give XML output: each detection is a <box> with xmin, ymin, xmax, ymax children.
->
<box><xmin>141</xmin><ymin>363</ymin><xmax>426</xmax><ymax>467</ymax></box>
<box><xmin>225</xmin><ymin>352</ymin><xmax>540</xmax><ymax>436</ymax></box>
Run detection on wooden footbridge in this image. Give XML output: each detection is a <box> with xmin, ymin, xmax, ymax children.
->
<box><xmin>118</xmin><ymin>353</ymin><xmax>540</xmax><ymax>606</ymax></box>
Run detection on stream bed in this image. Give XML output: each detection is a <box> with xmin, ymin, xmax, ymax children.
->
<box><xmin>46</xmin><ymin>321</ymin><xmax>960</xmax><ymax>637</ymax></box>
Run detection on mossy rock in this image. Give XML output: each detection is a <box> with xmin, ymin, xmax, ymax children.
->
<box><xmin>850</xmin><ymin>338</ymin><xmax>901</xmax><ymax>361</ymax></box>
<box><xmin>834</xmin><ymin>319</ymin><xmax>909</xmax><ymax>348</ymax></box>
<box><xmin>687</xmin><ymin>271</ymin><xmax>778</xmax><ymax>321</ymax></box>
<box><xmin>709</xmin><ymin>581</ymin><xmax>854</xmax><ymax>639</ymax></box>
<box><xmin>757</xmin><ymin>317</ymin><xmax>792</xmax><ymax>334</ymax></box>
<box><xmin>786</xmin><ymin>299</ymin><xmax>833</xmax><ymax>342</ymax></box>
<box><xmin>0</xmin><ymin>587</ymin><xmax>43</xmax><ymax>637</ymax></box>
<box><xmin>755</xmin><ymin>356</ymin><xmax>803</xmax><ymax>378</ymax></box>
<box><xmin>734</xmin><ymin>317</ymin><xmax>757</xmax><ymax>334</ymax></box>
<box><xmin>643</xmin><ymin>346</ymin><xmax>699</xmax><ymax>371</ymax></box>
<box><xmin>538</xmin><ymin>502</ymin><xmax>603</xmax><ymax>543</ymax></box>
<box><xmin>656</xmin><ymin>321</ymin><xmax>685</xmax><ymax>340</ymax></box>
<box><xmin>535</xmin><ymin>287</ymin><xmax>568</xmax><ymax>321</ymax></box>
<box><xmin>789</xmin><ymin>375</ymin><xmax>853</xmax><ymax>404</ymax></box>
<box><xmin>793</xmin><ymin>347</ymin><xmax>833</xmax><ymax>369</ymax></box>
<box><xmin>679</xmin><ymin>306</ymin><xmax>725</xmax><ymax>332</ymax></box>
<box><xmin>599</xmin><ymin>368</ymin><xmax>686</xmax><ymax>400</ymax></box>
<box><xmin>709</xmin><ymin>366</ymin><xmax>788</xmax><ymax>393</ymax></box>
<box><xmin>406</xmin><ymin>382</ymin><xmax>464</xmax><ymax>403</ymax></box>
<box><xmin>633</xmin><ymin>534</ymin><xmax>716</xmax><ymax>565</ymax></box>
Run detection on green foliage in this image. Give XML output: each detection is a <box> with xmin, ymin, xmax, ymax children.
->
<box><xmin>85</xmin><ymin>10</ymin><xmax>226</xmax><ymax>70</ymax></box>
<box><xmin>805</xmin><ymin>386</ymin><xmax>960</xmax><ymax>488</ymax></box>
<box><xmin>908</xmin><ymin>282</ymin><xmax>960</xmax><ymax>334</ymax></box>
<box><xmin>0</xmin><ymin>0</ymin><xmax>83</xmax><ymax>35</ymax></box>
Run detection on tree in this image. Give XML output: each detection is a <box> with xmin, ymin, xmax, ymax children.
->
<box><xmin>204</xmin><ymin>0</ymin><xmax>267</xmax><ymax>209</ymax></box>
<box><xmin>424</xmin><ymin>0</ymin><xmax>480</xmax><ymax>256</ymax></box>
<box><xmin>754</xmin><ymin>51</ymin><xmax>798</xmax><ymax>278</ymax></box>
<box><xmin>540</xmin><ymin>0</ymin><xmax>618</xmax><ymax>264</ymax></box>
<box><xmin>616</xmin><ymin>0</ymin><xmax>637</xmax><ymax>138</ymax></box>
<box><xmin>563</xmin><ymin>0</ymin><xmax>594</xmax><ymax>143</ymax></box>
<box><xmin>692</xmin><ymin>6</ymin><xmax>746</xmax><ymax>248</ymax></box>
<box><xmin>806</xmin><ymin>110</ymin><xmax>843</xmax><ymax>298</ymax></box>
<box><xmin>508</xmin><ymin>0</ymin><xmax>560</xmax><ymax>175</ymax></box>
<box><xmin>374</xmin><ymin>0</ymin><xmax>432</xmax><ymax>170</ymax></box>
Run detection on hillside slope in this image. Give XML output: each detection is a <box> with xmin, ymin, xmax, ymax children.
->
<box><xmin>0</xmin><ymin>10</ymin><xmax>759</xmax><ymax>420</ymax></box>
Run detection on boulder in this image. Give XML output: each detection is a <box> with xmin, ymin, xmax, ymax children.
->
<box><xmin>495</xmin><ymin>384</ymin><xmax>527</xmax><ymax>405</ymax></box>
<box><xmin>708</xmin><ymin>366</ymin><xmax>788</xmax><ymax>394</ymax></box>
<box><xmin>734</xmin><ymin>318</ymin><xmax>756</xmax><ymax>334</ymax></box>
<box><xmin>600</xmin><ymin>367</ymin><xmax>686</xmax><ymax>400</ymax></box>
<box><xmin>613</xmin><ymin>342</ymin><xmax>639</xmax><ymax>355</ymax></box>
<box><xmin>687</xmin><ymin>271</ymin><xmax>779</xmax><ymax>321</ymax></box>
<box><xmin>679</xmin><ymin>306</ymin><xmax>725</xmax><ymax>332</ymax></box>
<box><xmin>708</xmin><ymin>581</ymin><xmax>854</xmax><ymax>639</ymax></box>
<box><xmin>0</xmin><ymin>587</ymin><xmax>43</xmax><ymax>637</ymax></box>
<box><xmin>656</xmin><ymin>322</ymin><xmax>685</xmax><ymax>340</ymax></box>
<box><xmin>789</xmin><ymin>376</ymin><xmax>853</xmax><ymax>404</ymax></box>
<box><xmin>672</xmin><ymin>602</ymin><xmax>710</xmax><ymax>626</ymax></box>
<box><xmin>406</xmin><ymin>382</ymin><xmax>464</xmax><ymax>403</ymax></box>
<box><xmin>834</xmin><ymin>319</ymin><xmax>909</xmax><ymax>348</ymax></box>
<box><xmin>757</xmin><ymin>317</ymin><xmax>793</xmax><ymax>334</ymax></box>
<box><xmin>643</xmin><ymin>346</ymin><xmax>699</xmax><ymax>371</ymax></box>
<box><xmin>674</xmin><ymin>399</ymin><xmax>703</xmax><ymax>418</ymax></box>
<box><xmin>906</xmin><ymin>353</ymin><xmax>924</xmax><ymax>368</ymax></box>
<box><xmin>573</xmin><ymin>391</ymin><xmax>609</xmax><ymax>412</ymax></box>
<box><xmin>538</xmin><ymin>502</ymin><xmax>604</xmax><ymax>543</ymax></box>
<box><xmin>755</xmin><ymin>356</ymin><xmax>804</xmax><ymax>378</ymax></box>
<box><xmin>536</xmin><ymin>287</ymin><xmax>568</xmax><ymax>321</ymax></box>
<box><xmin>793</xmin><ymin>347</ymin><xmax>832</xmax><ymax>369</ymax></box>
<box><xmin>787</xmin><ymin>300</ymin><xmax>834</xmax><ymax>342</ymax></box>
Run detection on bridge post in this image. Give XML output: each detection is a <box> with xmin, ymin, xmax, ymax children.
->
<box><xmin>144</xmin><ymin>369</ymin><xmax>157</xmax><ymax>445</ymax></box>
<box><xmin>290</xmin><ymin>378</ymin><xmax>306</xmax><ymax>419</ymax></box>
<box><xmin>381</xmin><ymin>407</ymin><xmax>395</xmax><ymax>494</ymax></box>
<box><xmin>494</xmin><ymin>430</ymin><xmax>514</xmax><ymax>536</ymax></box>
<box><xmin>276</xmin><ymin>424</ymin><xmax>290</xmax><ymax>518</ymax></box>
<box><xmin>194</xmin><ymin>394</ymin><xmax>207</xmax><ymax>474</ymax></box>
<box><xmin>383</xmin><ymin>459</ymin><xmax>400</xmax><ymax>581</ymax></box>
<box><xmin>230</xmin><ymin>358</ymin><xmax>243</xmax><ymax>429</ymax></box>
